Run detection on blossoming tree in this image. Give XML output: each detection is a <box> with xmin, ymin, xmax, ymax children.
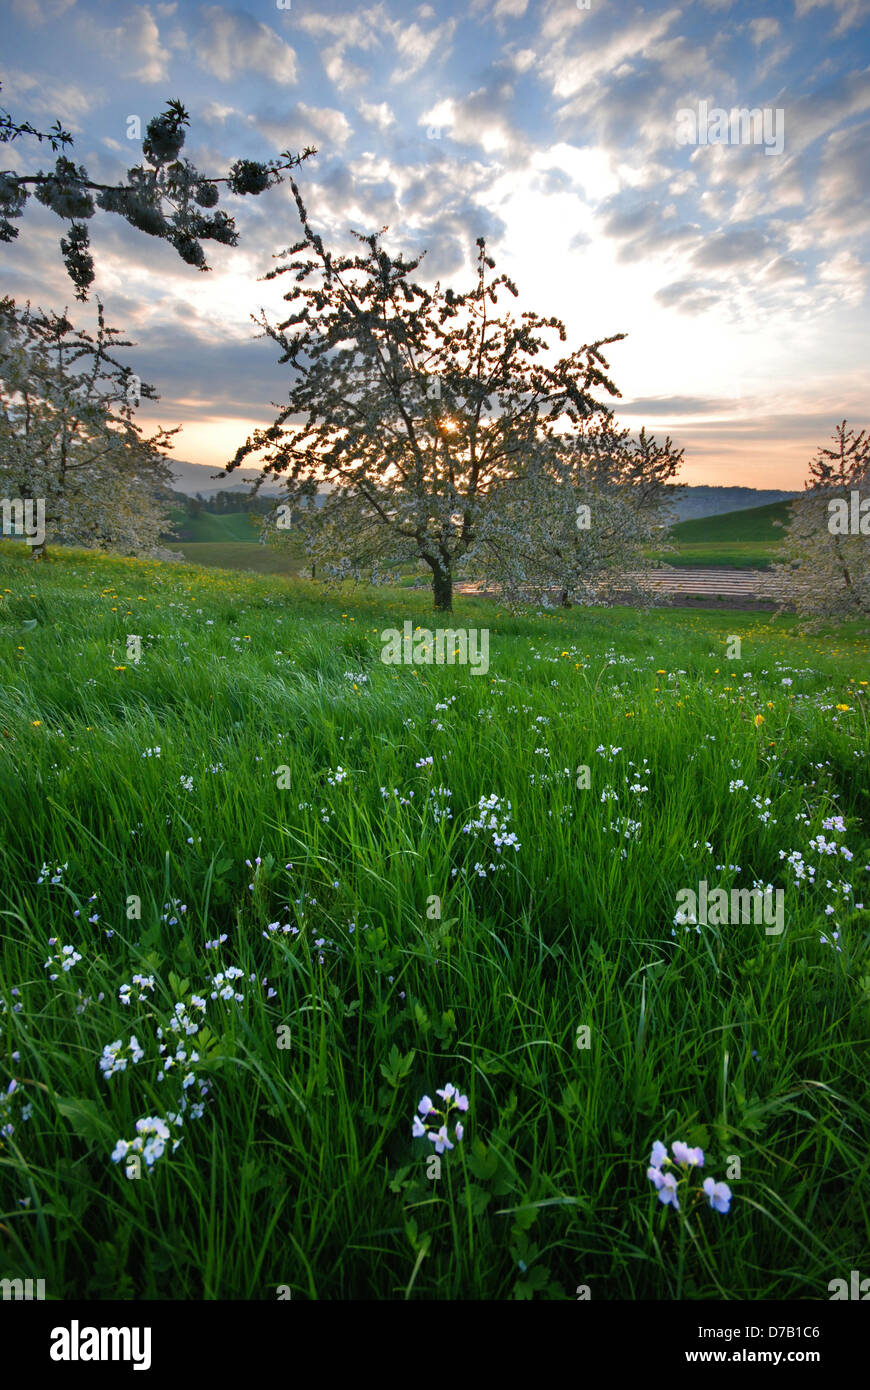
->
<box><xmin>467</xmin><ymin>415</ymin><xmax>683</xmax><ymax>605</ymax></box>
<box><xmin>224</xmin><ymin>180</ymin><xmax>634</xmax><ymax>612</ymax></box>
<box><xmin>0</xmin><ymin>91</ymin><xmax>315</xmax><ymax>300</ymax></box>
<box><xmin>0</xmin><ymin>297</ymin><xmax>177</xmax><ymax>557</ymax></box>
<box><xmin>773</xmin><ymin>421</ymin><xmax>870</xmax><ymax>621</ymax></box>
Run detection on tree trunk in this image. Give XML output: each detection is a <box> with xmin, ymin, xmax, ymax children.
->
<box><xmin>432</xmin><ymin>568</ymin><xmax>453</xmax><ymax>612</ymax></box>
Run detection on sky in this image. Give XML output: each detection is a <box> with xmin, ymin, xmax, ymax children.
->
<box><xmin>2</xmin><ymin>0</ymin><xmax>869</xmax><ymax>490</ymax></box>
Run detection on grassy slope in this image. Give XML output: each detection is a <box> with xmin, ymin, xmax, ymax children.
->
<box><xmin>671</xmin><ymin>500</ymin><xmax>795</xmax><ymax>544</ymax></box>
<box><xmin>163</xmin><ymin>541</ymin><xmax>307</xmax><ymax>575</ymax></box>
<box><xmin>165</xmin><ymin>508</ymin><xmax>262</xmax><ymax>543</ymax></box>
<box><xmin>162</xmin><ymin>508</ymin><xmax>306</xmax><ymax>574</ymax></box>
<box><xmin>162</xmin><ymin>498</ymin><xmax>794</xmax><ymax>576</ymax></box>
<box><xmin>1</xmin><ymin>547</ymin><xmax>868</xmax><ymax>1300</ymax></box>
<box><xmin>658</xmin><ymin>500</ymin><xmax>796</xmax><ymax>569</ymax></box>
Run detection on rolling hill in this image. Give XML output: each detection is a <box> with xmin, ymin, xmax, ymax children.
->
<box><xmin>654</xmin><ymin>499</ymin><xmax>796</xmax><ymax>569</ymax></box>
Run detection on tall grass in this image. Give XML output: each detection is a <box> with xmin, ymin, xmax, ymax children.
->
<box><xmin>0</xmin><ymin>545</ymin><xmax>868</xmax><ymax>1299</ymax></box>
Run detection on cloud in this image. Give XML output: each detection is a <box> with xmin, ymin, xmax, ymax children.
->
<box><xmin>794</xmin><ymin>0</ymin><xmax>870</xmax><ymax>36</ymax></box>
<box><xmin>420</xmin><ymin>80</ymin><xmax>528</xmax><ymax>157</ymax></box>
<box><xmin>492</xmin><ymin>0</ymin><xmax>530</xmax><ymax>18</ymax></box>
<box><xmin>298</xmin><ymin>2</ymin><xmax>454</xmax><ymax>89</ymax></box>
<box><xmin>543</xmin><ymin>6</ymin><xmax>683</xmax><ymax>101</ymax></box>
<box><xmin>0</xmin><ymin>71</ymin><xmax>95</xmax><ymax>128</ymax></box>
<box><xmin>389</xmin><ymin>15</ymin><xmax>456</xmax><ymax>81</ymax></box>
<box><xmin>749</xmin><ymin>17</ymin><xmax>780</xmax><ymax>44</ymax></box>
<box><xmin>619</xmin><ymin>395</ymin><xmax>743</xmax><ymax>415</ymax></box>
<box><xmin>75</xmin><ymin>4</ymin><xmax>170</xmax><ymax>84</ymax></box>
<box><xmin>817</xmin><ymin>247</ymin><xmax>869</xmax><ymax>304</ymax></box>
<box><xmin>692</xmin><ymin>225</ymin><xmax>773</xmax><ymax>268</ymax></box>
<box><xmin>598</xmin><ymin>195</ymin><xmax>700</xmax><ymax>263</ymax></box>
<box><xmin>764</xmin><ymin>255</ymin><xmax>806</xmax><ymax>282</ymax></box>
<box><xmin>358</xmin><ymin>100</ymin><xmax>396</xmax><ymax>132</ymax></box>
<box><xmin>255</xmin><ymin>103</ymin><xmax>352</xmax><ymax>157</ymax></box>
<box><xmin>11</xmin><ymin>0</ymin><xmax>76</xmax><ymax>25</ymax></box>
<box><xmin>193</xmin><ymin>5</ymin><xmax>298</xmax><ymax>84</ymax></box>
<box><xmin>814</xmin><ymin>117</ymin><xmax>870</xmax><ymax>236</ymax></box>
<box><xmin>655</xmin><ymin>279</ymin><xmax>725</xmax><ymax>313</ymax></box>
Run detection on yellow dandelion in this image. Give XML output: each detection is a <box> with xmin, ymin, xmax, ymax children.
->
<box><xmin>31</xmin><ymin>720</ymin><xmax>42</xmax><ymax>727</ymax></box>
<box><xmin>113</xmin><ymin>665</ymin><xmax>127</xmax><ymax>671</ymax></box>
<box><xmin>754</xmin><ymin>714</ymin><xmax>764</xmax><ymax>726</ymax></box>
<box><xmin>836</xmin><ymin>704</ymin><xmax>851</xmax><ymax>712</ymax></box>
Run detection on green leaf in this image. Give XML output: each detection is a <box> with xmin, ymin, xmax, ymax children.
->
<box><xmin>467</xmin><ymin>1184</ymin><xmax>491</xmax><ymax>1217</ymax></box>
<box><xmin>467</xmin><ymin>1141</ymin><xmax>499</xmax><ymax>1181</ymax></box>
<box><xmin>56</xmin><ymin>1096</ymin><xmax>114</xmax><ymax>1148</ymax></box>
<box><xmin>379</xmin><ymin>1044</ymin><xmax>415</xmax><ymax>1087</ymax></box>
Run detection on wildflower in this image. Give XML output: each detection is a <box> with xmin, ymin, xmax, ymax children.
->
<box><xmin>672</xmin><ymin>1141</ymin><xmax>704</xmax><ymax>1167</ymax></box>
<box><xmin>702</xmin><ymin>1178</ymin><xmax>732</xmax><ymax>1213</ymax></box>
<box><xmin>429</xmin><ymin>1125</ymin><xmax>454</xmax><ymax>1154</ymax></box>
<box><xmin>411</xmin><ymin>1085</ymin><xmax>467</xmax><ymax>1149</ymax></box>
<box><xmin>647</xmin><ymin>1135</ymin><xmax>731</xmax><ymax>1216</ymax></box>
<box><xmin>100</xmin><ymin>1036</ymin><xmax>145</xmax><ymax>1077</ymax></box>
<box><xmin>43</xmin><ymin>940</ymin><xmax>82</xmax><ymax>981</ymax></box>
<box><xmin>656</xmin><ymin>1171</ymin><xmax>679</xmax><ymax>1209</ymax></box>
<box><xmin>650</xmin><ymin>1140</ymin><xmax>668</xmax><ymax>1167</ymax></box>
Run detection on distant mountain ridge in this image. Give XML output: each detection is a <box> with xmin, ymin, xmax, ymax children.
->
<box><xmin>169</xmin><ymin>459</ymin><xmax>800</xmax><ymax>521</ymax></box>
<box><xmin>169</xmin><ymin>459</ymin><xmax>283</xmax><ymax>496</ymax></box>
<box><xmin>666</xmin><ymin>487</ymin><xmax>799</xmax><ymax>522</ymax></box>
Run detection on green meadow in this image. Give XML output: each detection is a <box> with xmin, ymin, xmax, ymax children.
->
<box><xmin>0</xmin><ymin>543</ymin><xmax>868</xmax><ymax>1299</ymax></box>
<box><xmin>654</xmin><ymin>501</ymin><xmax>794</xmax><ymax>570</ymax></box>
<box><xmin>160</xmin><ymin>498</ymin><xmax>793</xmax><ymax>578</ymax></box>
